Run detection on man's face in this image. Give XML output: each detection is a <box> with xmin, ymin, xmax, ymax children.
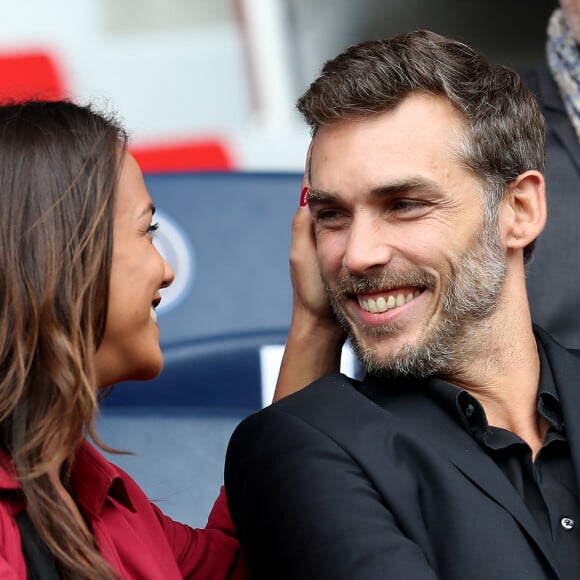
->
<box><xmin>308</xmin><ymin>94</ymin><xmax>508</xmax><ymax>378</ymax></box>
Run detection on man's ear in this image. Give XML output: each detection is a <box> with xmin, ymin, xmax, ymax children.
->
<box><xmin>499</xmin><ymin>170</ymin><xmax>546</xmax><ymax>251</ymax></box>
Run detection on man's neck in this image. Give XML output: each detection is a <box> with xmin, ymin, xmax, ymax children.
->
<box><xmin>449</xmin><ymin>319</ymin><xmax>543</xmax><ymax>454</ymax></box>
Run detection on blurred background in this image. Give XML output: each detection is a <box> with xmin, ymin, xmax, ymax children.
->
<box><xmin>0</xmin><ymin>0</ymin><xmax>558</xmax><ymax>172</ymax></box>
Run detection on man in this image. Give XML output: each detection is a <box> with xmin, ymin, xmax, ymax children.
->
<box><xmin>225</xmin><ymin>31</ymin><xmax>580</xmax><ymax>579</ymax></box>
<box><xmin>520</xmin><ymin>0</ymin><xmax>580</xmax><ymax>349</ymax></box>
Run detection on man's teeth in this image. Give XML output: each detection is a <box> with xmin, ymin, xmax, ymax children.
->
<box><xmin>359</xmin><ymin>291</ymin><xmax>421</xmax><ymax>313</ymax></box>
<box><xmin>150</xmin><ymin>306</ymin><xmax>157</xmax><ymax>323</ymax></box>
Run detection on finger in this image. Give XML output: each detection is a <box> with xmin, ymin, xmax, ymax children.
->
<box><xmin>299</xmin><ymin>141</ymin><xmax>313</xmax><ymax>207</ymax></box>
<box><xmin>290</xmin><ymin>207</ymin><xmax>316</xmax><ymax>259</ymax></box>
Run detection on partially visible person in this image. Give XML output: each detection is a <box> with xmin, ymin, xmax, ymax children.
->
<box><xmin>0</xmin><ymin>99</ymin><xmax>335</xmax><ymax>579</ymax></box>
<box><xmin>225</xmin><ymin>30</ymin><xmax>580</xmax><ymax>580</ymax></box>
<box><xmin>520</xmin><ymin>0</ymin><xmax>580</xmax><ymax>348</ymax></box>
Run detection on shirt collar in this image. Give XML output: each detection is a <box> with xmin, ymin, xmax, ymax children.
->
<box><xmin>536</xmin><ymin>340</ymin><xmax>564</xmax><ymax>430</ymax></box>
<box><xmin>69</xmin><ymin>440</ymin><xmax>136</xmax><ymax>517</ymax></box>
<box><xmin>0</xmin><ymin>442</ymin><xmax>135</xmax><ymax>516</ymax></box>
<box><xmin>427</xmin><ymin>339</ymin><xmax>563</xmax><ymax>435</ymax></box>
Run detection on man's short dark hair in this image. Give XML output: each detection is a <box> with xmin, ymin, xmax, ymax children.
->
<box><xmin>297</xmin><ymin>30</ymin><xmax>546</xmax><ymax>263</ymax></box>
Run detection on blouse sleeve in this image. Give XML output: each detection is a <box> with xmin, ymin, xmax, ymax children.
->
<box><xmin>153</xmin><ymin>486</ymin><xmax>249</xmax><ymax>580</ymax></box>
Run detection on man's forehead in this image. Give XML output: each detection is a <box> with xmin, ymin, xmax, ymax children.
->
<box><xmin>309</xmin><ymin>100</ymin><xmax>465</xmax><ymax>188</ymax></box>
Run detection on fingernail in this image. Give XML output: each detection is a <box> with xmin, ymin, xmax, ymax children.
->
<box><xmin>300</xmin><ymin>186</ymin><xmax>309</xmax><ymax>207</ymax></box>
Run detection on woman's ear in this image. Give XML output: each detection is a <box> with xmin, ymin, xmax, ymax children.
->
<box><xmin>499</xmin><ymin>170</ymin><xmax>546</xmax><ymax>252</ymax></box>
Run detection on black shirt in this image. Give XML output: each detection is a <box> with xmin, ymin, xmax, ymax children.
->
<box><xmin>429</xmin><ymin>342</ymin><xmax>580</xmax><ymax>580</ymax></box>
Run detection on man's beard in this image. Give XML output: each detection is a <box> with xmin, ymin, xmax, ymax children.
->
<box><xmin>325</xmin><ymin>219</ymin><xmax>507</xmax><ymax>379</ymax></box>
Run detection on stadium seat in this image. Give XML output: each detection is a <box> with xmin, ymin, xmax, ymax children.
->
<box><xmin>130</xmin><ymin>139</ymin><xmax>233</xmax><ymax>172</ymax></box>
<box><xmin>101</xmin><ymin>329</ymin><xmax>289</xmax><ymax>409</ymax></box>
<box><xmin>0</xmin><ymin>50</ymin><xmax>66</xmax><ymax>102</ymax></box>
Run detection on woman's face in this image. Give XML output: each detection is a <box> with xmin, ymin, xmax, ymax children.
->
<box><xmin>94</xmin><ymin>153</ymin><xmax>174</xmax><ymax>388</ymax></box>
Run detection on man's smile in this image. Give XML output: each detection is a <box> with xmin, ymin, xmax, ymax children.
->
<box><xmin>357</xmin><ymin>288</ymin><xmax>423</xmax><ymax>313</ymax></box>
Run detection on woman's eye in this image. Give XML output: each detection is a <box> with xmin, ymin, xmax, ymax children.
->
<box><xmin>147</xmin><ymin>222</ymin><xmax>159</xmax><ymax>236</ymax></box>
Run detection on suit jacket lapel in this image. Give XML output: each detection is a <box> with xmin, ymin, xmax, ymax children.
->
<box><xmin>361</xmin><ymin>370</ymin><xmax>561</xmax><ymax>577</ymax></box>
<box><xmin>444</xmin><ymin>437</ymin><xmax>559</xmax><ymax>575</ymax></box>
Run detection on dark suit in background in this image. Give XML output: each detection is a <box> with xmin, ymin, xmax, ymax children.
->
<box><xmin>521</xmin><ymin>63</ymin><xmax>580</xmax><ymax>349</ymax></box>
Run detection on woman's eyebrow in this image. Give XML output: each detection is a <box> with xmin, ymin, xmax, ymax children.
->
<box><xmin>139</xmin><ymin>202</ymin><xmax>156</xmax><ymax>218</ymax></box>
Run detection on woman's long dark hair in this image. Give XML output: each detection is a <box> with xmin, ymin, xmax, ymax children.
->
<box><xmin>0</xmin><ymin>100</ymin><xmax>127</xmax><ymax>578</ymax></box>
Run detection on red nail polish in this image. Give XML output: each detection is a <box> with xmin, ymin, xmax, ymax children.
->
<box><xmin>300</xmin><ymin>186</ymin><xmax>309</xmax><ymax>207</ymax></box>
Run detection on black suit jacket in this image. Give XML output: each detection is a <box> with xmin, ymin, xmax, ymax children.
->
<box><xmin>520</xmin><ymin>63</ymin><xmax>580</xmax><ymax>349</ymax></box>
<box><xmin>225</xmin><ymin>328</ymin><xmax>580</xmax><ymax>579</ymax></box>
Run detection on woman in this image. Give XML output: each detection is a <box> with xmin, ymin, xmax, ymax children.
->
<box><xmin>0</xmin><ymin>100</ymin><xmax>344</xmax><ymax>578</ymax></box>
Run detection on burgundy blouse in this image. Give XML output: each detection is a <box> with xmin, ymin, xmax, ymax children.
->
<box><xmin>0</xmin><ymin>441</ymin><xmax>248</xmax><ymax>578</ymax></box>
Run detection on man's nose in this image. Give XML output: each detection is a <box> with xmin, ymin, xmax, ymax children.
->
<box><xmin>342</xmin><ymin>215</ymin><xmax>394</xmax><ymax>275</ymax></box>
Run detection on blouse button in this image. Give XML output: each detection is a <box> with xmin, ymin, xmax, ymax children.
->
<box><xmin>561</xmin><ymin>517</ymin><xmax>575</xmax><ymax>531</ymax></box>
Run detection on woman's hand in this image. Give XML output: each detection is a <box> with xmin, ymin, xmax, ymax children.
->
<box><xmin>287</xmin><ymin>203</ymin><xmax>341</xmax><ymax>336</ymax></box>
<box><xmin>273</xmin><ymin>147</ymin><xmax>347</xmax><ymax>401</ymax></box>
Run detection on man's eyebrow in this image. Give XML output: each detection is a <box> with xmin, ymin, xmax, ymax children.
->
<box><xmin>307</xmin><ymin>178</ymin><xmax>441</xmax><ymax>205</ymax></box>
<box><xmin>306</xmin><ymin>189</ymin><xmax>338</xmax><ymax>205</ymax></box>
<box><xmin>368</xmin><ymin>178</ymin><xmax>441</xmax><ymax>199</ymax></box>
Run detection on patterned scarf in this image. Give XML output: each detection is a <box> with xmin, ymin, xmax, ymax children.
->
<box><xmin>547</xmin><ymin>8</ymin><xmax>580</xmax><ymax>142</ymax></box>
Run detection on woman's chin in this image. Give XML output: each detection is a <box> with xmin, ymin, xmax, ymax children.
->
<box><xmin>133</xmin><ymin>363</ymin><xmax>164</xmax><ymax>383</ymax></box>
<box><xmin>111</xmin><ymin>360</ymin><xmax>164</xmax><ymax>386</ymax></box>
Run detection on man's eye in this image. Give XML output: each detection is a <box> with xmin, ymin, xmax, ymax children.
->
<box><xmin>147</xmin><ymin>222</ymin><xmax>159</xmax><ymax>236</ymax></box>
<box><xmin>315</xmin><ymin>209</ymin><xmax>344</xmax><ymax>221</ymax></box>
<box><xmin>393</xmin><ymin>200</ymin><xmax>423</xmax><ymax>211</ymax></box>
